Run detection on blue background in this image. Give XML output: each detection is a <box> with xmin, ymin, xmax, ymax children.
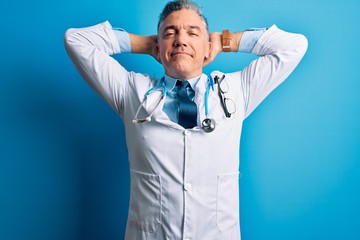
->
<box><xmin>1</xmin><ymin>0</ymin><xmax>359</xmax><ymax>239</ymax></box>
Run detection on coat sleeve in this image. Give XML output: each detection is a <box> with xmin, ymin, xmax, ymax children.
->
<box><xmin>64</xmin><ymin>21</ymin><xmax>129</xmax><ymax>115</ymax></box>
<box><xmin>236</xmin><ymin>25</ymin><xmax>308</xmax><ymax>118</ymax></box>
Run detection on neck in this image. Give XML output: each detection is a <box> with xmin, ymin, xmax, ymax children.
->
<box><xmin>165</xmin><ymin>70</ymin><xmax>203</xmax><ymax>80</ymax></box>
<box><xmin>165</xmin><ymin>73</ymin><xmax>202</xmax><ymax>81</ymax></box>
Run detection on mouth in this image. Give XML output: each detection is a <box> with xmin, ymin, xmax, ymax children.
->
<box><xmin>170</xmin><ymin>51</ymin><xmax>192</xmax><ymax>57</ymax></box>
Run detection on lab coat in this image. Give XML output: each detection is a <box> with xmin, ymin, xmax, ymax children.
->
<box><xmin>64</xmin><ymin>21</ymin><xmax>307</xmax><ymax>240</ymax></box>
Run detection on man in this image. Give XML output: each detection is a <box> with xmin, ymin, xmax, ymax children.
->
<box><xmin>64</xmin><ymin>0</ymin><xmax>307</xmax><ymax>239</ymax></box>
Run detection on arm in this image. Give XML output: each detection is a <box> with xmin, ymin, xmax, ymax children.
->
<box><xmin>64</xmin><ymin>21</ymin><xmax>127</xmax><ymax>114</ymax></box>
<box><xmin>237</xmin><ymin>25</ymin><xmax>308</xmax><ymax>118</ymax></box>
<box><xmin>64</xmin><ymin>21</ymin><xmax>158</xmax><ymax>114</ymax></box>
<box><xmin>204</xmin><ymin>26</ymin><xmax>308</xmax><ymax>118</ymax></box>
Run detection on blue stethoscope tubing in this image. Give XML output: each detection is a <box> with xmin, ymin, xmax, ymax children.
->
<box><xmin>132</xmin><ymin>76</ymin><xmax>216</xmax><ymax>132</ymax></box>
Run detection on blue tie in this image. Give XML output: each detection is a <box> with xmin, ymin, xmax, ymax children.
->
<box><xmin>176</xmin><ymin>80</ymin><xmax>197</xmax><ymax>128</ymax></box>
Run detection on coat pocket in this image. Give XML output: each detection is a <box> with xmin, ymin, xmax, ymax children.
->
<box><xmin>128</xmin><ymin>170</ymin><xmax>162</xmax><ymax>232</ymax></box>
<box><xmin>216</xmin><ymin>172</ymin><xmax>239</xmax><ymax>232</ymax></box>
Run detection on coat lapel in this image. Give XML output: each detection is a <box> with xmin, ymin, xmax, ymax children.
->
<box><xmin>143</xmin><ymin>79</ymin><xmax>181</xmax><ymax>128</ymax></box>
<box><xmin>140</xmin><ymin>73</ymin><xmax>226</xmax><ymax>128</ymax></box>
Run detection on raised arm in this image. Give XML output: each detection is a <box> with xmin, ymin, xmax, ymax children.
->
<box><xmin>64</xmin><ymin>21</ymin><xmax>159</xmax><ymax>114</ymax></box>
<box><xmin>240</xmin><ymin>25</ymin><xmax>308</xmax><ymax>117</ymax></box>
<box><xmin>203</xmin><ymin>25</ymin><xmax>307</xmax><ymax>118</ymax></box>
<box><xmin>64</xmin><ymin>21</ymin><xmax>128</xmax><ymax>114</ymax></box>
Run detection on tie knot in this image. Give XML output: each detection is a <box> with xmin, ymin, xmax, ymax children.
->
<box><xmin>176</xmin><ymin>80</ymin><xmax>194</xmax><ymax>99</ymax></box>
<box><xmin>176</xmin><ymin>80</ymin><xmax>191</xmax><ymax>90</ymax></box>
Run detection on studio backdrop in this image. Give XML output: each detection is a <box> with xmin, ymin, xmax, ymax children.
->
<box><xmin>1</xmin><ymin>0</ymin><xmax>359</xmax><ymax>239</ymax></box>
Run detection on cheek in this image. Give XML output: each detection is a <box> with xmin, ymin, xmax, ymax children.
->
<box><xmin>159</xmin><ymin>48</ymin><xmax>171</xmax><ymax>62</ymax></box>
<box><xmin>158</xmin><ymin>41</ymin><xmax>170</xmax><ymax>52</ymax></box>
<box><xmin>194</xmin><ymin>41</ymin><xmax>210</xmax><ymax>58</ymax></box>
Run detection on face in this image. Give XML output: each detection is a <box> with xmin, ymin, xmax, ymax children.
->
<box><xmin>157</xmin><ymin>9</ymin><xmax>212</xmax><ymax>80</ymax></box>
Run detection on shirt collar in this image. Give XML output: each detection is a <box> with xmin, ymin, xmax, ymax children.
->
<box><xmin>164</xmin><ymin>74</ymin><xmax>201</xmax><ymax>92</ymax></box>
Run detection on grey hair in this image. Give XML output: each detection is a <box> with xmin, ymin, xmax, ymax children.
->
<box><xmin>157</xmin><ymin>0</ymin><xmax>209</xmax><ymax>33</ymax></box>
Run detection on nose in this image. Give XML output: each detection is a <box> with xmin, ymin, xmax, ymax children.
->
<box><xmin>174</xmin><ymin>30</ymin><xmax>187</xmax><ymax>47</ymax></box>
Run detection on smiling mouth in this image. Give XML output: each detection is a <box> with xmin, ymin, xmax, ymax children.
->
<box><xmin>171</xmin><ymin>52</ymin><xmax>191</xmax><ymax>57</ymax></box>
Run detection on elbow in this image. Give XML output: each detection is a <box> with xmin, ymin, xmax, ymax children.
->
<box><xmin>63</xmin><ymin>28</ymin><xmax>81</xmax><ymax>62</ymax></box>
<box><xmin>64</xmin><ymin>28</ymin><xmax>74</xmax><ymax>49</ymax></box>
<box><xmin>297</xmin><ymin>34</ymin><xmax>308</xmax><ymax>57</ymax></box>
<box><xmin>63</xmin><ymin>27</ymin><xmax>82</xmax><ymax>51</ymax></box>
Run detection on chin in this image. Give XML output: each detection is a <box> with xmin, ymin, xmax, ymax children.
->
<box><xmin>169</xmin><ymin>66</ymin><xmax>191</xmax><ymax>77</ymax></box>
<box><xmin>165</xmin><ymin>61</ymin><xmax>201</xmax><ymax>79</ymax></box>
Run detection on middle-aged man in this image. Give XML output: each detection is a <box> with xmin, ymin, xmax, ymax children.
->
<box><xmin>64</xmin><ymin>0</ymin><xmax>308</xmax><ymax>239</ymax></box>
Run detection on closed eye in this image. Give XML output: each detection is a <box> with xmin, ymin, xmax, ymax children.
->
<box><xmin>164</xmin><ymin>31</ymin><xmax>175</xmax><ymax>36</ymax></box>
<box><xmin>189</xmin><ymin>32</ymin><xmax>199</xmax><ymax>36</ymax></box>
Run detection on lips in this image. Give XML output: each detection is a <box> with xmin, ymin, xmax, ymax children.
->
<box><xmin>170</xmin><ymin>51</ymin><xmax>192</xmax><ymax>57</ymax></box>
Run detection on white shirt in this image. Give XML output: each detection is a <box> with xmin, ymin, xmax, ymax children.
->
<box><xmin>64</xmin><ymin>21</ymin><xmax>307</xmax><ymax>240</ymax></box>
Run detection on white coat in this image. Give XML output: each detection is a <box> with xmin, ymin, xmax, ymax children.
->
<box><xmin>64</xmin><ymin>21</ymin><xmax>307</xmax><ymax>240</ymax></box>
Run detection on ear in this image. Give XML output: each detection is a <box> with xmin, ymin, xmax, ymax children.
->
<box><xmin>155</xmin><ymin>42</ymin><xmax>162</xmax><ymax>63</ymax></box>
<box><xmin>205</xmin><ymin>41</ymin><xmax>212</xmax><ymax>59</ymax></box>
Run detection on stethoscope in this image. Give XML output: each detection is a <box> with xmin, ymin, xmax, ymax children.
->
<box><xmin>133</xmin><ymin>76</ymin><xmax>216</xmax><ymax>133</ymax></box>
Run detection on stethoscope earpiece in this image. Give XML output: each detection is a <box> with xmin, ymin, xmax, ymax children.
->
<box><xmin>201</xmin><ymin>118</ymin><xmax>215</xmax><ymax>133</ymax></box>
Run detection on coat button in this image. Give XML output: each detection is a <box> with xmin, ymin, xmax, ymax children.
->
<box><xmin>184</xmin><ymin>183</ymin><xmax>192</xmax><ymax>191</ymax></box>
<box><xmin>184</xmin><ymin>130</ymin><xmax>191</xmax><ymax>136</ymax></box>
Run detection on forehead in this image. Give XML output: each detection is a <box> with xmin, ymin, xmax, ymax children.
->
<box><xmin>159</xmin><ymin>9</ymin><xmax>206</xmax><ymax>32</ymax></box>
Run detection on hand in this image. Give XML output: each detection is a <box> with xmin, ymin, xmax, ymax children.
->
<box><xmin>203</xmin><ymin>32</ymin><xmax>222</xmax><ymax>67</ymax></box>
<box><xmin>129</xmin><ymin>34</ymin><xmax>161</xmax><ymax>63</ymax></box>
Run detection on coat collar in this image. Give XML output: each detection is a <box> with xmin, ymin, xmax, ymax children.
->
<box><xmin>143</xmin><ymin>72</ymin><xmax>225</xmax><ymax>128</ymax></box>
<box><xmin>163</xmin><ymin>74</ymin><xmax>201</xmax><ymax>93</ymax></box>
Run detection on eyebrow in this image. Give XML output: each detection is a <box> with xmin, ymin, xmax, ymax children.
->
<box><xmin>162</xmin><ymin>25</ymin><xmax>202</xmax><ymax>33</ymax></box>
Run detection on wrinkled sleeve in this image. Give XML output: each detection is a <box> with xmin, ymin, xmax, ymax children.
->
<box><xmin>64</xmin><ymin>21</ymin><xmax>129</xmax><ymax>115</ymax></box>
<box><xmin>237</xmin><ymin>25</ymin><xmax>308</xmax><ymax>118</ymax></box>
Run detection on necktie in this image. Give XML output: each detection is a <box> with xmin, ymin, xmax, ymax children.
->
<box><xmin>176</xmin><ymin>80</ymin><xmax>197</xmax><ymax>128</ymax></box>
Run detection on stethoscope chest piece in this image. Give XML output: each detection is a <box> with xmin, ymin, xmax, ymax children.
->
<box><xmin>201</xmin><ymin>118</ymin><xmax>215</xmax><ymax>133</ymax></box>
